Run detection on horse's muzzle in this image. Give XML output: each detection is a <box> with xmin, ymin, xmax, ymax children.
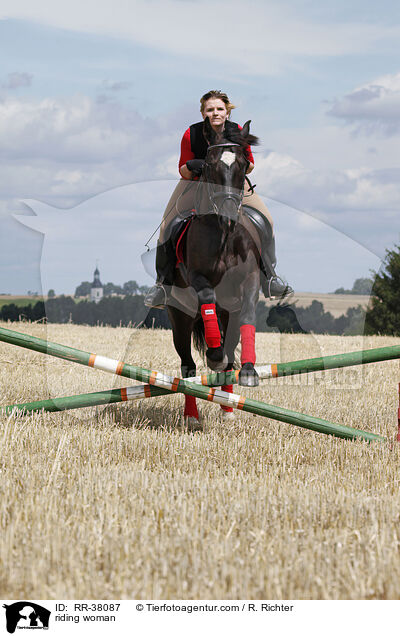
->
<box><xmin>213</xmin><ymin>190</ymin><xmax>242</xmax><ymax>224</ymax></box>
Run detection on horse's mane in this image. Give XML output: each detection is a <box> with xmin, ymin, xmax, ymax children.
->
<box><xmin>203</xmin><ymin>117</ymin><xmax>259</xmax><ymax>150</ymax></box>
<box><xmin>225</xmin><ymin>127</ymin><xmax>259</xmax><ymax>149</ymax></box>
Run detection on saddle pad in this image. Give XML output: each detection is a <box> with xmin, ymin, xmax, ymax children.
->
<box><xmin>175</xmin><ymin>218</ymin><xmax>193</xmax><ymax>265</ymax></box>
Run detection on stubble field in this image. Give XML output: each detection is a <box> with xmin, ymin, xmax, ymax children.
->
<box><xmin>1</xmin><ymin>322</ymin><xmax>399</xmax><ymax>600</ymax></box>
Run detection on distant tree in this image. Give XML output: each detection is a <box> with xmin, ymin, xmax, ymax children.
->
<box><xmin>1</xmin><ymin>303</ymin><xmax>21</xmax><ymax>321</ymax></box>
<box><xmin>343</xmin><ymin>306</ymin><xmax>366</xmax><ymax>336</ymax></box>
<box><xmin>333</xmin><ymin>287</ymin><xmax>349</xmax><ymax>295</ymax></box>
<box><xmin>75</xmin><ymin>281</ymin><xmax>91</xmax><ymax>297</ymax></box>
<box><xmin>351</xmin><ymin>277</ymin><xmax>373</xmax><ymax>295</ymax></box>
<box><xmin>123</xmin><ymin>280</ymin><xmax>139</xmax><ymax>295</ymax></box>
<box><xmin>334</xmin><ymin>277</ymin><xmax>373</xmax><ymax>295</ymax></box>
<box><xmin>47</xmin><ymin>289</ymin><xmax>55</xmax><ymax>298</ymax></box>
<box><xmin>71</xmin><ymin>299</ymin><xmax>97</xmax><ymax>325</ymax></box>
<box><xmin>32</xmin><ymin>301</ymin><xmax>46</xmax><ymax>321</ymax></box>
<box><xmin>45</xmin><ymin>295</ymin><xmax>76</xmax><ymax>323</ymax></box>
<box><xmin>103</xmin><ymin>282</ymin><xmax>124</xmax><ymax>296</ymax></box>
<box><xmin>365</xmin><ymin>245</ymin><xmax>400</xmax><ymax>335</ymax></box>
<box><xmin>297</xmin><ymin>300</ymin><xmax>336</xmax><ymax>333</ymax></box>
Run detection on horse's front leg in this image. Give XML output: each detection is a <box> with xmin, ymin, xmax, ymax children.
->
<box><xmin>168</xmin><ymin>307</ymin><xmax>202</xmax><ymax>431</ymax></box>
<box><xmin>238</xmin><ymin>270</ymin><xmax>260</xmax><ymax>387</ymax></box>
<box><xmin>189</xmin><ymin>271</ymin><xmax>228</xmax><ymax>372</ymax></box>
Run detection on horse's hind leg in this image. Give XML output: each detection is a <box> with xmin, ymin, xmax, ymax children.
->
<box><xmin>168</xmin><ymin>307</ymin><xmax>202</xmax><ymax>431</ymax></box>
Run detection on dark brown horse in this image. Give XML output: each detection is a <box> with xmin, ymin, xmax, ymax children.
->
<box><xmin>168</xmin><ymin>118</ymin><xmax>261</xmax><ymax>428</ymax></box>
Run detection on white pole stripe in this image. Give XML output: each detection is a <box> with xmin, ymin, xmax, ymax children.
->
<box><xmin>256</xmin><ymin>365</ymin><xmax>273</xmax><ymax>379</ymax></box>
<box><xmin>93</xmin><ymin>355</ymin><xmax>121</xmax><ymax>374</ymax></box>
<box><xmin>213</xmin><ymin>389</ymin><xmax>240</xmax><ymax>407</ymax></box>
<box><xmin>154</xmin><ymin>372</ymin><xmax>174</xmax><ymax>390</ymax></box>
<box><xmin>125</xmin><ymin>386</ymin><xmax>146</xmax><ymax>399</ymax></box>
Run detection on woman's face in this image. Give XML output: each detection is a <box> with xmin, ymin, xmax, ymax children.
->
<box><xmin>202</xmin><ymin>98</ymin><xmax>228</xmax><ymax>130</ymax></box>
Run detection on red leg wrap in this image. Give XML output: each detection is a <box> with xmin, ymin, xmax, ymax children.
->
<box><xmin>201</xmin><ymin>303</ymin><xmax>221</xmax><ymax>348</ymax></box>
<box><xmin>184</xmin><ymin>395</ymin><xmax>199</xmax><ymax>419</ymax></box>
<box><xmin>221</xmin><ymin>381</ymin><xmax>233</xmax><ymax>413</ymax></box>
<box><xmin>240</xmin><ymin>324</ymin><xmax>256</xmax><ymax>365</ymax></box>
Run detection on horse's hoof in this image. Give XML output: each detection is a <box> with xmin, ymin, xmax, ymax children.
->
<box><xmin>184</xmin><ymin>416</ymin><xmax>204</xmax><ymax>432</ymax></box>
<box><xmin>206</xmin><ymin>347</ymin><xmax>228</xmax><ymax>371</ymax></box>
<box><xmin>207</xmin><ymin>356</ymin><xmax>229</xmax><ymax>372</ymax></box>
<box><xmin>238</xmin><ymin>365</ymin><xmax>260</xmax><ymax>387</ymax></box>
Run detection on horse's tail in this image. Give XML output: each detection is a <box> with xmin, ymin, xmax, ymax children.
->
<box><xmin>192</xmin><ymin>317</ymin><xmax>241</xmax><ymax>369</ymax></box>
<box><xmin>192</xmin><ymin>316</ymin><xmax>207</xmax><ymax>358</ymax></box>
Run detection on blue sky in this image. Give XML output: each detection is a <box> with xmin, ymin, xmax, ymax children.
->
<box><xmin>0</xmin><ymin>0</ymin><xmax>399</xmax><ymax>294</ymax></box>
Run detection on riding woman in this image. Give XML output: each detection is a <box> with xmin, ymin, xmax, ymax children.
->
<box><xmin>145</xmin><ymin>90</ymin><xmax>292</xmax><ymax>309</ymax></box>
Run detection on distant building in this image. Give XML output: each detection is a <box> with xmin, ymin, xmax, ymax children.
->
<box><xmin>90</xmin><ymin>266</ymin><xmax>103</xmax><ymax>304</ymax></box>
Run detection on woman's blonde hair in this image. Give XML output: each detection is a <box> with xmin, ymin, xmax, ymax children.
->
<box><xmin>200</xmin><ymin>90</ymin><xmax>236</xmax><ymax>118</ymax></box>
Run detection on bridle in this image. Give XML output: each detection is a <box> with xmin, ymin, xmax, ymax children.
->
<box><xmin>197</xmin><ymin>142</ymin><xmax>245</xmax><ymax>217</ymax></box>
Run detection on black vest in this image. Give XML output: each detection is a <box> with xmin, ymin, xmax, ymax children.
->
<box><xmin>189</xmin><ymin>120</ymin><xmax>242</xmax><ymax>159</ymax></box>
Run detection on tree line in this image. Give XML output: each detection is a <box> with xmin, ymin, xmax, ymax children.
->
<box><xmin>74</xmin><ymin>280</ymin><xmax>149</xmax><ymax>297</ymax></box>
<box><xmin>333</xmin><ymin>277</ymin><xmax>373</xmax><ymax>295</ymax></box>
<box><xmin>1</xmin><ymin>245</ymin><xmax>400</xmax><ymax>335</ymax></box>
<box><xmin>0</xmin><ymin>294</ymin><xmax>366</xmax><ymax>334</ymax></box>
<box><xmin>0</xmin><ymin>295</ymin><xmax>169</xmax><ymax>329</ymax></box>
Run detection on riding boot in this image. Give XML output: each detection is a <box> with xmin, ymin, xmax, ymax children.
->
<box><xmin>244</xmin><ymin>207</ymin><xmax>293</xmax><ymax>300</ymax></box>
<box><xmin>144</xmin><ymin>240</ymin><xmax>176</xmax><ymax>309</ymax></box>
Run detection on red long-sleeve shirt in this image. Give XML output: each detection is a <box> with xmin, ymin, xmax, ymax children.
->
<box><xmin>179</xmin><ymin>121</ymin><xmax>255</xmax><ymax>175</ymax></box>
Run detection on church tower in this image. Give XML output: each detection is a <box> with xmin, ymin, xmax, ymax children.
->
<box><xmin>90</xmin><ymin>265</ymin><xmax>103</xmax><ymax>304</ymax></box>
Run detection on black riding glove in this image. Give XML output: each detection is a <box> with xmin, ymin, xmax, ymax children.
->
<box><xmin>186</xmin><ymin>159</ymin><xmax>205</xmax><ymax>177</ymax></box>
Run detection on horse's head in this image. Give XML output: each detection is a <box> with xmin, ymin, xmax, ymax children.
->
<box><xmin>200</xmin><ymin>118</ymin><xmax>259</xmax><ymax>226</ymax></box>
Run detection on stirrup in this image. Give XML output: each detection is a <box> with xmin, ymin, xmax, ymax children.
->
<box><xmin>144</xmin><ymin>283</ymin><xmax>168</xmax><ymax>309</ymax></box>
<box><xmin>264</xmin><ymin>276</ymin><xmax>294</xmax><ymax>301</ymax></box>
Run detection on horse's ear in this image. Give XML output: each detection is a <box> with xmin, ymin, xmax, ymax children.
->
<box><xmin>241</xmin><ymin>120</ymin><xmax>251</xmax><ymax>138</ymax></box>
<box><xmin>203</xmin><ymin>117</ymin><xmax>216</xmax><ymax>144</ymax></box>
<box><xmin>240</xmin><ymin>120</ymin><xmax>259</xmax><ymax>146</ymax></box>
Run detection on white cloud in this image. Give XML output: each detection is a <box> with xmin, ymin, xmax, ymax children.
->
<box><xmin>0</xmin><ymin>94</ymin><xmax>180</xmax><ymax>204</ymax></box>
<box><xmin>251</xmin><ymin>151</ymin><xmax>400</xmax><ymax>260</ymax></box>
<box><xmin>1</xmin><ymin>0</ymin><xmax>399</xmax><ymax>76</ymax></box>
<box><xmin>254</xmin><ymin>151</ymin><xmax>400</xmax><ymax>217</ymax></box>
<box><xmin>327</xmin><ymin>72</ymin><xmax>400</xmax><ymax>135</ymax></box>
<box><xmin>0</xmin><ymin>96</ymin><xmax>149</xmax><ymax>161</ymax></box>
<box><xmin>0</xmin><ymin>91</ymin><xmax>398</xmax><ymax>224</ymax></box>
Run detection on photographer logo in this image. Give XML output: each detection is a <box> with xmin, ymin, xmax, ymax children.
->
<box><xmin>2</xmin><ymin>602</ymin><xmax>51</xmax><ymax>633</ymax></box>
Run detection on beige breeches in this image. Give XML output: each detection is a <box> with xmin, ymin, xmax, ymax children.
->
<box><xmin>159</xmin><ymin>179</ymin><xmax>274</xmax><ymax>243</ymax></box>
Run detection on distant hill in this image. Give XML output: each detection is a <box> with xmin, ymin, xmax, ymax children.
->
<box><xmin>287</xmin><ymin>292</ymin><xmax>370</xmax><ymax>318</ymax></box>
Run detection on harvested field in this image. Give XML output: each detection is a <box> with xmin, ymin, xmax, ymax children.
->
<box><xmin>0</xmin><ymin>322</ymin><xmax>399</xmax><ymax>599</ymax></box>
<box><xmin>265</xmin><ymin>292</ymin><xmax>371</xmax><ymax>318</ymax></box>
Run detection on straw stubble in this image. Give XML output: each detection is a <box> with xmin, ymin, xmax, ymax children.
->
<box><xmin>0</xmin><ymin>323</ymin><xmax>399</xmax><ymax>599</ymax></box>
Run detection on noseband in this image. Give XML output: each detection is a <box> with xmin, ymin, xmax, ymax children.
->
<box><xmin>199</xmin><ymin>142</ymin><xmax>245</xmax><ymax>217</ymax></box>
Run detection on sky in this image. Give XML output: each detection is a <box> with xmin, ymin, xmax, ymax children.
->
<box><xmin>1</xmin><ymin>0</ymin><xmax>400</xmax><ymax>294</ymax></box>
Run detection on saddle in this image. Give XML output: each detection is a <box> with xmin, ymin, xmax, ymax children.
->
<box><xmin>169</xmin><ymin>204</ymin><xmax>265</xmax><ymax>269</ymax></box>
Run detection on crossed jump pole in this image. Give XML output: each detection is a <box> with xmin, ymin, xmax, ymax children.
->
<box><xmin>0</xmin><ymin>325</ymin><xmax>390</xmax><ymax>443</ymax></box>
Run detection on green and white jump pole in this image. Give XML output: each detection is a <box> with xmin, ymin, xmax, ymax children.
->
<box><xmin>0</xmin><ymin>326</ymin><xmax>386</xmax><ymax>443</ymax></box>
<box><xmin>187</xmin><ymin>345</ymin><xmax>400</xmax><ymax>386</ymax></box>
<box><xmin>3</xmin><ymin>384</ymin><xmax>169</xmax><ymax>414</ymax></box>
<box><xmin>1</xmin><ymin>325</ymin><xmax>399</xmax><ymax>386</ymax></box>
